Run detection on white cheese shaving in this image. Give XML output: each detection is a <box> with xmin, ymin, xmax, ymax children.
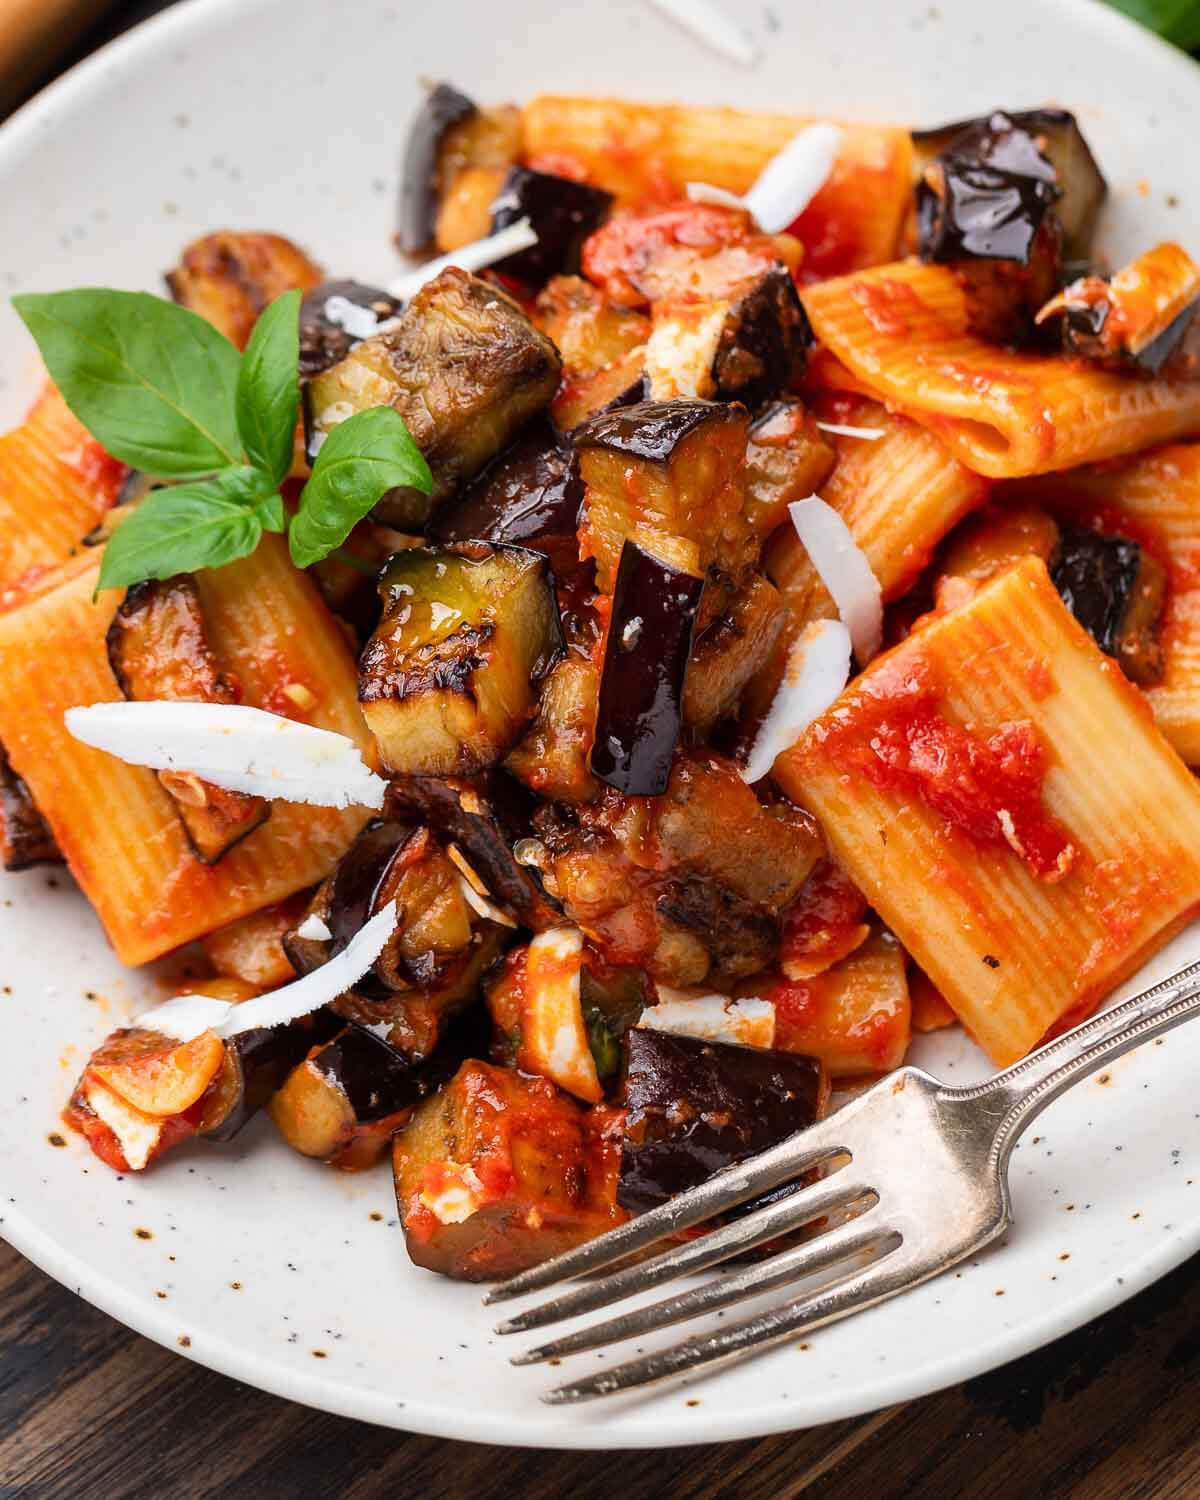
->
<box><xmin>294</xmin><ymin>913</ymin><xmax>333</xmax><ymax>942</ymax></box>
<box><xmin>788</xmin><ymin>496</ymin><xmax>884</xmax><ymax>664</ymax></box>
<box><xmin>419</xmin><ymin>1162</ymin><xmax>486</xmax><ymax>1225</ymax></box>
<box><xmin>643</xmin><ymin>0</ymin><xmax>759</xmax><ymax>65</ymax></box>
<box><xmin>816</xmin><ymin>421</ymin><xmax>885</xmax><ymax>440</ymax></box>
<box><xmin>522</xmin><ymin>927</ymin><xmax>601</xmax><ymax>1104</ymax></box>
<box><xmin>641</xmin><ymin>990</ymin><xmax>776</xmax><ymax>1049</ymax></box>
<box><xmin>686</xmin><ymin>122</ymin><xmax>843</xmax><ymax>233</ymax></box>
<box><xmin>458</xmin><ymin>876</ymin><xmax>518</xmax><ymax>929</ymax></box>
<box><xmin>64</xmin><ymin>701</ymin><xmax>387</xmax><ymax>811</ymax></box>
<box><xmin>84</xmin><ymin>1077</ymin><xmax>163</xmax><ymax>1171</ymax></box>
<box><xmin>740</xmin><ymin>618</ymin><xmax>852</xmax><ymax>784</ymax></box>
<box><xmin>388</xmin><ymin>218</ymin><xmax>538</xmax><ymax>303</ymax></box>
<box><xmin>131</xmin><ymin>901</ymin><xmax>400</xmax><ymax>1042</ymax></box>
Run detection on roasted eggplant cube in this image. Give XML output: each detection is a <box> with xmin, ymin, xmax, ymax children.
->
<box><xmin>298</xmin><ymin>279</ymin><xmax>403</xmax><ymax>380</ymax></box>
<box><xmin>268</xmin><ymin>1024</ymin><xmax>429</xmax><ymax>1169</ymax></box>
<box><xmin>359</xmin><ymin>544</ymin><xmax>561</xmax><ymax>776</ymax></box>
<box><xmin>1050</xmin><ymin>529</ymin><xmax>1166</xmax><ymax>687</ymax></box>
<box><xmin>744</xmin><ymin>399</ymin><xmax>837</xmax><ymax>539</ymax></box>
<box><xmin>591</xmin><ymin>540</ymin><xmax>704</xmax><ymax>796</ymax></box>
<box><xmin>645</xmin><ymin>266</ymin><xmax>810</xmax><ymax>407</ymax></box>
<box><xmin>574</xmin><ymin>399</ymin><xmax>751</xmax><ymax>593</ymax></box>
<box><xmin>489</xmin><ymin>167</ymin><xmax>614</xmax><ymax>286</ymax></box>
<box><xmin>398</xmin><ymin>81</ymin><xmax>479</xmax><ymax>254</ymax></box>
<box><xmin>386</xmin><ymin>771</ymin><xmax>562</xmax><ymax>930</ymax></box>
<box><xmin>683</xmin><ymin>573</ymin><xmax>787</xmax><ymax>732</ymax></box>
<box><xmin>618</xmin><ymin>1029</ymin><xmax>828</xmax><ymax>1214</ymax></box>
<box><xmin>201</xmin><ymin>1013</ymin><xmax>340</xmax><ymax>1143</ymax></box>
<box><xmin>306</xmin><ymin>269</ymin><xmax>561</xmax><ymax>526</ymax></box>
<box><xmin>393</xmin><ymin>1060</ymin><xmax>624</xmax><ymax>1280</ymax></box>
<box><xmin>426</xmin><ymin>422</ymin><xmax>583</xmax><ymax>573</ymax></box>
<box><xmin>0</xmin><ymin>743</ymin><xmax>60</xmax><ymax>871</ymax></box>
<box><xmin>166</xmin><ymin>231</ymin><xmax>323</xmax><ymax>350</ymax></box>
<box><xmin>913</xmin><ymin>108</ymin><xmax>1106</xmax><ymax>261</ymax></box>
<box><xmin>506</xmin><ymin>655</ymin><xmax>602</xmax><ymax>805</ymax></box>
<box><xmin>533</xmin><ymin>275</ymin><xmax>650</xmax><ymax>377</ymax></box>
<box><xmin>106</xmin><ymin>577</ymin><xmax>270</xmax><ymax>862</ymax></box>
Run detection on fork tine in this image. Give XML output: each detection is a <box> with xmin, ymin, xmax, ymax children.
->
<box><xmin>513</xmin><ymin>1217</ymin><xmax>893</xmax><ymax>1367</ymax></box>
<box><xmin>483</xmin><ymin>1121</ymin><xmax>847</xmax><ymax>1305</ymax></box>
<box><xmin>496</xmin><ymin>1171</ymin><xmax>876</xmax><ymax>1336</ymax></box>
<box><xmin>542</xmin><ymin>1250</ymin><xmax>916</xmax><ymax>1405</ymax></box>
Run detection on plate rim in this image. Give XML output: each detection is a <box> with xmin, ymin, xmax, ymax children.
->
<box><xmin>2</xmin><ymin>0</ymin><xmax>1199</xmax><ymax>1449</ymax></box>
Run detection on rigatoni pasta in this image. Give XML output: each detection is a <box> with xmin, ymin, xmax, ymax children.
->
<box><xmin>0</xmin><ymin>382</ymin><xmax>126</xmax><ymax>596</ymax></box>
<box><xmin>776</xmin><ymin>557</ymin><xmax>1200</xmax><ymax>1065</ymax></box>
<box><xmin>521</xmin><ymin>95</ymin><xmax>912</xmax><ymax>275</ymax></box>
<box><xmin>0</xmin><ymin>537</ymin><xmax>371</xmax><ymax>965</ymax></box>
<box><xmin>801</xmin><ymin>262</ymin><xmax>1200</xmax><ymax>476</ymax></box>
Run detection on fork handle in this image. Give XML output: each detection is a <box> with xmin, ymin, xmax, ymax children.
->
<box><xmin>963</xmin><ymin>956</ymin><xmax>1200</xmax><ymax>1165</ymax></box>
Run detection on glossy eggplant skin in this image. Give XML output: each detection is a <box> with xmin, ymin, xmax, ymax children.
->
<box><xmin>325</xmin><ymin>817</ymin><xmax>414</xmax><ymax>999</ymax></box>
<box><xmin>386</xmin><ymin>772</ymin><xmax>562</xmax><ymax>930</ymax></box>
<box><xmin>590</xmin><ymin>540</ymin><xmax>704</xmax><ymax>796</ymax></box>
<box><xmin>489</xmin><ymin>167</ymin><xmax>614</xmax><ymax>286</ymax></box>
<box><xmin>0</xmin><ymin>744</ymin><xmax>60</xmax><ymax>871</ymax></box>
<box><xmin>573</xmin><ymin>398</ymin><xmax>726</xmax><ymax>463</ymax></box>
<box><xmin>1050</xmin><ymin>529</ymin><xmax>1166</xmax><ymax>687</ymax></box>
<box><xmin>618</xmin><ymin>1029</ymin><xmax>827</xmax><ymax>1214</ymax></box>
<box><xmin>398</xmin><ymin>82</ymin><xmax>478</xmax><ymax>254</ymax></box>
<box><xmin>425</xmin><ymin>422</ymin><xmax>583</xmax><ymax>571</ymax></box>
<box><xmin>913</xmin><ymin>108</ymin><xmax>1106</xmax><ymax>262</ymax></box>
<box><xmin>202</xmin><ymin>1011</ymin><xmax>341</xmax><ymax>1143</ymax></box>
<box><xmin>298</xmin><ymin>280</ymin><xmax>403</xmax><ymax>380</ymax></box>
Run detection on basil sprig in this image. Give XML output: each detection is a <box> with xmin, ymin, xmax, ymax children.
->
<box><xmin>12</xmin><ymin>287</ymin><xmax>431</xmax><ymax>592</ymax></box>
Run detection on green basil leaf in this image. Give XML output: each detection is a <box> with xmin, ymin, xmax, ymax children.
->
<box><xmin>255</xmin><ymin>491</ymin><xmax>288</xmax><ymax>534</ymax></box>
<box><xmin>12</xmin><ymin>289</ymin><xmax>242</xmax><ymax>479</ymax></box>
<box><xmin>236</xmin><ymin>289</ymin><xmax>301</xmax><ymax>488</ymax></box>
<box><xmin>289</xmin><ymin>406</ymin><xmax>432</xmax><ymax>569</ymax></box>
<box><xmin>1104</xmin><ymin>0</ymin><xmax>1200</xmax><ymax>49</ymax></box>
<box><xmin>97</xmin><ymin>466</ymin><xmax>273</xmax><ymax>592</ymax></box>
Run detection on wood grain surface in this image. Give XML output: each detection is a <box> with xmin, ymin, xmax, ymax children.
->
<box><xmin>4</xmin><ymin>4</ymin><xmax>1200</xmax><ymax>1497</ymax></box>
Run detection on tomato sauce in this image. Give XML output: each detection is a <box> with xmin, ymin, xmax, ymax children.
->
<box><xmin>815</xmin><ymin>656</ymin><xmax>1076</xmax><ymax>880</ymax></box>
<box><xmin>779</xmin><ymin>858</ymin><xmax>870</xmax><ymax>979</ymax></box>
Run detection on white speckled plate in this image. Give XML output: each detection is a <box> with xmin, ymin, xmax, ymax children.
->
<box><xmin>2</xmin><ymin>0</ymin><xmax>1200</xmax><ymax>1450</ymax></box>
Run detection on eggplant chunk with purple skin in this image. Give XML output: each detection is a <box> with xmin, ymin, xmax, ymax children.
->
<box><xmin>425</xmin><ymin>421</ymin><xmax>583</xmax><ymax>574</ymax></box>
<box><xmin>359</xmin><ymin>543</ymin><xmax>562</xmax><ymax>777</ymax></box>
<box><xmin>912</xmin><ymin>107</ymin><xmax>1106</xmax><ymax>262</ymax></box>
<box><xmin>590</xmin><ymin>538</ymin><xmax>705</xmax><ymax>797</ymax></box>
<box><xmin>682</xmin><ymin>572</ymin><xmax>787</xmax><ymax>733</ymax></box>
<box><xmin>644</xmin><ymin>265</ymin><xmax>811</xmax><ymax>407</ymax></box>
<box><xmin>617</xmin><ymin>1028</ymin><xmax>829</xmax><ymax>1214</ymax></box>
<box><xmin>106</xmin><ymin>577</ymin><xmax>270</xmax><ymax>863</ymax></box>
<box><xmin>489</xmin><ymin>167</ymin><xmax>614</xmax><ymax>287</ymax></box>
<box><xmin>200</xmin><ymin>1010</ymin><xmax>343</xmax><ymax>1144</ymax></box>
<box><xmin>298</xmin><ymin>279</ymin><xmax>403</xmax><ymax>380</ymax></box>
<box><xmin>915</xmin><ymin>110</ymin><xmax>1065</xmax><ymax>344</ymax></box>
<box><xmin>386</xmin><ymin>771</ymin><xmax>563</xmax><ymax>931</ymax></box>
<box><xmin>0</xmin><ymin>742</ymin><xmax>60</xmax><ymax>871</ymax></box>
<box><xmin>1035</xmin><ymin>243</ymin><xmax>1200</xmax><ymax>377</ymax></box>
<box><xmin>305</xmin><ymin>269</ymin><xmax>561</xmax><ymax>527</ymax></box>
<box><xmin>1050</xmin><ymin>528</ymin><xmax>1167</xmax><ymax>688</ymax></box>
<box><xmin>397</xmin><ymin>82</ymin><xmax>522</xmax><ymax>255</ymax></box>
<box><xmin>573</xmin><ymin>398</ymin><xmax>752</xmax><ymax>595</ymax></box>
<box><xmin>393</xmin><ymin>1059</ymin><xmax>627</xmax><ymax>1280</ymax></box>
<box><xmin>268</xmin><ymin>1024</ymin><xmax>436</xmax><ymax>1170</ymax></box>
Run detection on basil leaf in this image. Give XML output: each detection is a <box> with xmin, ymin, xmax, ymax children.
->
<box><xmin>12</xmin><ymin>289</ymin><xmax>241</xmax><ymax>479</ymax></box>
<box><xmin>97</xmin><ymin>466</ymin><xmax>273</xmax><ymax>592</ymax></box>
<box><xmin>289</xmin><ymin>406</ymin><xmax>432</xmax><ymax>569</ymax></box>
<box><xmin>237</xmin><ymin>289</ymin><xmax>301</xmax><ymax>488</ymax></box>
<box><xmin>1104</xmin><ymin>0</ymin><xmax>1200</xmax><ymax>49</ymax></box>
<box><xmin>255</xmin><ymin>491</ymin><xmax>288</xmax><ymax>534</ymax></box>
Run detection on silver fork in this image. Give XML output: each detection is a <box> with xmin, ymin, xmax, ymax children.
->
<box><xmin>485</xmin><ymin>956</ymin><xmax>1200</xmax><ymax>1405</ymax></box>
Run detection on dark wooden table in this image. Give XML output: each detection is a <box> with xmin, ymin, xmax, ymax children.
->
<box><xmin>4</xmin><ymin>4</ymin><xmax>1200</xmax><ymax>1495</ymax></box>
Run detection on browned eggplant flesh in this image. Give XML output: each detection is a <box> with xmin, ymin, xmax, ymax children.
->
<box><xmin>106</xmin><ymin>577</ymin><xmax>270</xmax><ymax>862</ymax></box>
<box><xmin>393</xmin><ymin>1059</ymin><xmax>626</xmax><ymax>1279</ymax></box>
<box><xmin>359</xmin><ymin>543</ymin><xmax>562</xmax><ymax>776</ymax></box>
<box><xmin>0</xmin><ymin>743</ymin><xmax>60</xmax><ymax>871</ymax></box>
<box><xmin>617</xmin><ymin>1028</ymin><xmax>829</xmax><ymax>1214</ymax></box>
<box><xmin>305</xmin><ymin>270</ymin><xmax>561</xmax><ymax>526</ymax></box>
